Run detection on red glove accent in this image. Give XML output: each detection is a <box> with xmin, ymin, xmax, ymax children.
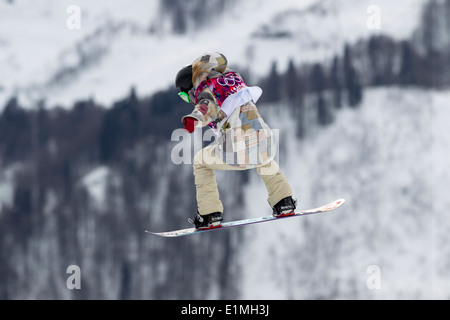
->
<box><xmin>184</xmin><ymin>117</ymin><xmax>198</xmax><ymax>133</ymax></box>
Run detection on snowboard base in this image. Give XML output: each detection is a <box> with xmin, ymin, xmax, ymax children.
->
<box><xmin>146</xmin><ymin>199</ymin><xmax>345</xmax><ymax>238</ymax></box>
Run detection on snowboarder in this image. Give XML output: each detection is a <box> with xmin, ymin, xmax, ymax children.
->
<box><xmin>175</xmin><ymin>52</ymin><xmax>296</xmax><ymax>230</ymax></box>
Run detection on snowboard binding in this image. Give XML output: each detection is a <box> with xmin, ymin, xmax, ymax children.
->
<box><xmin>272</xmin><ymin>196</ymin><xmax>297</xmax><ymax>218</ymax></box>
<box><xmin>189</xmin><ymin>212</ymin><xmax>223</xmax><ymax>230</ymax></box>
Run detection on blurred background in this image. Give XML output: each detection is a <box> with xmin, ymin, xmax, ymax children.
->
<box><xmin>0</xmin><ymin>0</ymin><xmax>449</xmax><ymax>300</ymax></box>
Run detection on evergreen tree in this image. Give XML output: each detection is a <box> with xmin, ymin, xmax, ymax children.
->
<box><xmin>312</xmin><ymin>64</ymin><xmax>331</xmax><ymax>126</ymax></box>
<box><xmin>331</xmin><ymin>56</ymin><xmax>342</xmax><ymax>109</ymax></box>
<box><xmin>399</xmin><ymin>41</ymin><xmax>420</xmax><ymax>86</ymax></box>
<box><xmin>344</xmin><ymin>45</ymin><xmax>363</xmax><ymax>107</ymax></box>
<box><xmin>284</xmin><ymin>60</ymin><xmax>305</xmax><ymax>138</ymax></box>
<box><xmin>285</xmin><ymin>59</ymin><xmax>299</xmax><ymax>103</ymax></box>
<box><xmin>367</xmin><ymin>35</ymin><xmax>397</xmax><ymax>86</ymax></box>
<box><xmin>263</xmin><ymin>61</ymin><xmax>282</xmax><ymax>103</ymax></box>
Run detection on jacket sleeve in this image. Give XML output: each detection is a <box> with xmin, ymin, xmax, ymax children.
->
<box><xmin>181</xmin><ymin>88</ymin><xmax>226</xmax><ymax>127</ymax></box>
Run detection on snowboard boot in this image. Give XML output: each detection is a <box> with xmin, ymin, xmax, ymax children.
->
<box><xmin>189</xmin><ymin>211</ymin><xmax>223</xmax><ymax>230</ymax></box>
<box><xmin>272</xmin><ymin>196</ymin><xmax>297</xmax><ymax>218</ymax></box>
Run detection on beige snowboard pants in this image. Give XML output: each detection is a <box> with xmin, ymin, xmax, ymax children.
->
<box><xmin>193</xmin><ymin>144</ymin><xmax>293</xmax><ymax>216</ymax></box>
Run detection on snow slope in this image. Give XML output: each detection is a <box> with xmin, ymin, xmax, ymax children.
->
<box><xmin>0</xmin><ymin>0</ymin><xmax>427</xmax><ymax>109</ymax></box>
<box><xmin>238</xmin><ymin>87</ymin><xmax>449</xmax><ymax>299</ymax></box>
<box><xmin>247</xmin><ymin>0</ymin><xmax>427</xmax><ymax>75</ymax></box>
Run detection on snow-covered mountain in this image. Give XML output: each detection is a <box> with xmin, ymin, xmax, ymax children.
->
<box><xmin>0</xmin><ymin>0</ymin><xmax>428</xmax><ymax>109</ymax></box>
<box><xmin>240</xmin><ymin>87</ymin><xmax>449</xmax><ymax>299</ymax></box>
<box><xmin>2</xmin><ymin>87</ymin><xmax>448</xmax><ymax>300</ymax></box>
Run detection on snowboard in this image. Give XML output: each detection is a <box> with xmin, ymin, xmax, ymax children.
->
<box><xmin>146</xmin><ymin>198</ymin><xmax>345</xmax><ymax>238</ymax></box>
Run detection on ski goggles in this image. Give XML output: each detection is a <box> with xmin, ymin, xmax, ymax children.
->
<box><xmin>178</xmin><ymin>90</ymin><xmax>195</xmax><ymax>104</ymax></box>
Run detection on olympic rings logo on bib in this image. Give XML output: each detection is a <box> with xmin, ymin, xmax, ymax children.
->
<box><xmin>217</xmin><ymin>74</ymin><xmax>243</xmax><ymax>87</ymax></box>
